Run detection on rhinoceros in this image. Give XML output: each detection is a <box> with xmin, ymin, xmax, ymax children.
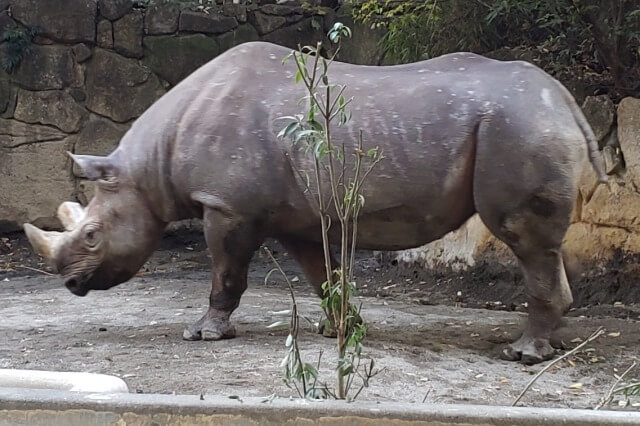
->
<box><xmin>23</xmin><ymin>41</ymin><xmax>605</xmax><ymax>365</ymax></box>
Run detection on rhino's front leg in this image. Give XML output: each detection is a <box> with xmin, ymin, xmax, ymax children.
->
<box><xmin>183</xmin><ymin>209</ymin><xmax>264</xmax><ymax>341</ymax></box>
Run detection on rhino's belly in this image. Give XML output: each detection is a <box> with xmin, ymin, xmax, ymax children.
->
<box><xmin>352</xmin><ymin>206</ymin><xmax>471</xmax><ymax>251</ymax></box>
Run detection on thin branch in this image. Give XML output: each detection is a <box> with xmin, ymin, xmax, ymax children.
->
<box><xmin>512</xmin><ymin>326</ymin><xmax>605</xmax><ymax>407</ymax></box>
<box><xmin>595</xmin><ymin>361</ymin><xmax>638</xmax><ymax>410</ymax></box>
<box><xmin>14</xmin><ymin>265</ymin><xmax>54</xmax><ymax>276</ymax></box>
<box><xmin>612</xmin><ymin>382</ymin><xmax>640</xmax><ymax>395</ymax></box>
<box><xmin>262</xmin><ymin>246</ymin><xmax>297</xmax><ymax>304</ymax></box>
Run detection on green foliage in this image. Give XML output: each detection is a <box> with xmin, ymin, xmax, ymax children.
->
<box><xmin>1</xmin><ymin>26</ymin><xmax>39</xmax><ymax>73</ymax></box>
<box><xmin>269</xmin><ymin>22</ymin><xmax>383</xmax><ymax>401</ymax></box>
<box><xmin>349</xmin><ymin>0</ymin><xmax>640</xmax><ymax>97</ymax></box>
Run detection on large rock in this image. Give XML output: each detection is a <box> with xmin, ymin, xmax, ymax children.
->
<box><xmin>334</xmin><ymin>16</ymin><xmax>385</xmax><ymax>65</ymax></box>
<box><xmin>0</xmin><ymin>77</ymin><xmax>17</xmax><ymax>118</ymax></box>
<box><xmin>618</xmin><ymin>97</ymin><xmax>640</xmax><ymax>188</ymax></box>
<box><xmin>14</xmin><ymin>90</ymin><xmax>87</xmax><ymax>133</ymax></box>
<box><xmin>85</xmin><ymin>49</ymin><xmax>165</xmax><ymax>122</ymax></box>
<box><xmin>72</xmin><ymin>43</ymin><xmax>93</xmax><ymax>63</ymax></box>
<box><xmin>98</xmin><ymin>0</ymin><xmax>132</xmax><ymax>21</ymax></box>
<box><xmin>143</xmin><ymin>35</ymin><xmax>220</xmax><ymax>86</ymax></box>
<box><xmin>581</xmin><ymin>179</ymin><xmax>640</xmax><ymax>231</ymax></box>
<box><xmin>144</xmin><ymin>3</ymin><xmax>180</xmax><ymax>35</ymax></box>
<box><xmin>73</xmin><ymin>114</ymin><xmax>129</xmax><ymax>159</ymax></box>
<box><xmin>263</xmin><ymin>17</ymin><xmax>324</xmax><ymax>51</ymax></box>
<box><xmin>72</xmin><ymin>114</ymin><xmax>130</xmax><ymax>197</ymax></box>
<box><xmin>179</xmin><ymin>10</ymin><xmax>238</xmax><ymax>34</ymax></box>
<box><xmin>97</xmin><ymin>19</ymin><xmax>114</xmax><ymax>48</ymax></box>
<box><xmin>113</xmin><ymin>10</ymin><xmax>144</xmax><ymax>58</ymax></box>
<box><xmin>11</xmin><ymin>0</ymin><xmax>97</xmax><ymax>43</ymax></box>
<box><xmin>575</xmin><ymin>97</ymin><xmax>640</xmax><ymax>240</ymax></box>
<box><xmin>222</xmin><ymin>4</ymin><xmax>248</xmax><ymax>24</ymax></box>
<box><xmin>0</xmin><ymin>9</ymin><xmax>14</xmax><ymax>34</ymax></box>
<box><xmin>10</xmin><ymin>45</ymin><xmax>78</xmax><ymax>90</ymax></box>
<box><xmin>248</xmin><ymin>11</ymin><xmax>286</xmax><ymax>35</ymax></box>
<box><xmin>563</xmin><ymin>222</ymin><xmax>640</xmax><ymax>263</ymax></box>
<box><xmin>0</xmin><ymin>119</ymin><xmax>73</xmax><ymax>232</ymax></box>
<box><xmin>217</xmin><ymin>24</ymin><xmax>260</xmax><ymax>53</ymax></box>
<box><xmin>582</xmin><ymin>95</ymin><xmax>615</xmax><ymax>145</ymax></box>
<box><xmin>390</xmin><ymin>215</ymin><xmax>512</xmax><ymax>272</ymax></box>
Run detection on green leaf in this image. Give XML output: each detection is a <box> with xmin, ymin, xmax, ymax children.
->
<box><xmin>295</xmin><ymin>70</ymin><xmax>302</xmax><ymax>84</ymax></box>
<box><xmin>264</xmin><ymin>268</ymin><xmax>279</xmax><ymax>285</ymax></box>
<box><xmin>303</xmin><ymin>363</ymin><xmax>318</xmax><ymax>380</ymax></box>
<box><xmin>295</xmin><ymin>129</ymin><xmax>320</xmax><ymax>142</ymax></box>
<box><xmin>267</xmin><ymin>320</ymin><xmax>289</xmax><ymax>330</ymax></box>
<box><xmin>270</xmin><ymin>309</ymin><xmax>292</xmax><ymax>316</ymax></box>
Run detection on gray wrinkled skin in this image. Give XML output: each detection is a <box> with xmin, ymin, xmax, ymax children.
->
<box><xmin>24</xmin><ymin>41</ymin><xmax>606</xmax><ymax>365</ymax></box>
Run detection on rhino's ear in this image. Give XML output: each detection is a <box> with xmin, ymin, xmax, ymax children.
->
<box><xmin>68</xmin><ymin>152</ymin><xmax>119</xmax><ymax>181</ymax></box>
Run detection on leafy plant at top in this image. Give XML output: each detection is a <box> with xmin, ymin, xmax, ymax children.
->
<box><xmin>348</xmin><ymin>0</ymin><xmax>640</xmax><ymax>98</ymax></box>
<box><xmin>272</xmin><ymin>21</ymin><xmax>383</xmax><ymax>400</ymax></box>
<box><xmin>1</xmin><ymin>26</ymin><xmax>39</xmax><ymax>73</ymax></box>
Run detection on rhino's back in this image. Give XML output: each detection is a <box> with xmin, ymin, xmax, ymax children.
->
<box><xmin>117</xmin><ymin>42</ymin><xmax>579</xmax><ymax>247</ymax></box>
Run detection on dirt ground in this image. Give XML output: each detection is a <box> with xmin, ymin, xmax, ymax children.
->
<box><xmin>1</xmin><ymin>230</ymin><xmax>639</xmax><ymax>410</ymax></box>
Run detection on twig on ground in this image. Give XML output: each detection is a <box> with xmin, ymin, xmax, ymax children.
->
<box><xmin>512</xmin><ymin>326</ymin><xmax>605</xmax><ymax>407</ymax></box>
<box><xmin>594</xmin><ymin>361</ymin><xmax>637</xmax><ymax>410</ymax></box>
<box><xmin>14</xmin><ymin>265</ymin><xmax>53</xmax><ymax>276</ymax></box>
<box><xmin>422</xmin><ymin>388</ymin><xmax>432</xmax><ymax>403</ymax></box>
<box><xmin>612</xmin><ymin>382</ymin><xmax>640</xmax><ymax>396</ymax></box>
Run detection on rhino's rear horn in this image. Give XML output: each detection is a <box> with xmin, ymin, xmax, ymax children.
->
<box><xmin>57</xmin><ymin>202</ymin><xmax>86</xmax><ymax>231</ymax></box>
<box><xmin>23</xmin><ymin>223</ymin><xmax>63</xmax><ymax>261</ymax></box>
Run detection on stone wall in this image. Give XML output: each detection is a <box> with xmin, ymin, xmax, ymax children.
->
<box><xmin>390</xmin><ymin>96</ymin><xmax>640</xmax><ymax>270</ymax></box>
<box><xmin>0</xmin><ymin>0</ymin><xmax>378</xmax><ymax>232</ymax></box>
<box><xmin>2</xmin><ymin>1</ymin><xmax>639</xmax><ymax>268</ymax></box>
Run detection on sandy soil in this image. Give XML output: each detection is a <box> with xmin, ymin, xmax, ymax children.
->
<box><xmin>1</xmin><ymin>231</ymin><xmax>639</xmax><ymax>410</ymax></box>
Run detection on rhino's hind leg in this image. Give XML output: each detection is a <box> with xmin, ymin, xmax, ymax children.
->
<box><xmin>183</xmin><ymin>209</ymin><xmax>264</xmax><ymax>341</ymax></box>
<box><xmin>279</xmin><ymin>238</ymin><xmax>340</xmax><ymax>337</ymax></box>
<box><xmin>279</xmin><ymin>239</ymin><xmax>338</xmax><ymax>298</ymax></box>
<box><xmin>499</xmin><ymin>249</ymin><xmax>572</xmax><ymax>364</ymax></box>
<box><xmin>477</xmin><ymin>202</ymin><xmax>575</xmax><ymax>364</ymax></box>
<box><xmin>473</xmin><ymin>120</ymin><xmax>580</xmax><ymax>364</ymax></box>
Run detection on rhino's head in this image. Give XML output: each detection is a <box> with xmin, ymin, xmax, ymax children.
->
<box><xmin>23</xmin><ymin>153</ymin><xmax>165</xmax><ymax>296</ymax></box>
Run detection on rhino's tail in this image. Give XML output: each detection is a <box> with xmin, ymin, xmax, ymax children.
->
<box><xmin>553</xmin><ymin>80</ymin><xmax>607</xmax><ymax>184</ymax></box>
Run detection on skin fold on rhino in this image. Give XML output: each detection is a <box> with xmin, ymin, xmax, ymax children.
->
<box><xmin>24</xmin><ymin>41</ymin><xmax>606</xmax><ymax>365</ymax></box>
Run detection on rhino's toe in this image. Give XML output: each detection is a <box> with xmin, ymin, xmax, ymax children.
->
<box><xmin>182</xmin><ymin>317</ymin><xmax>236</xmax><ymax>341</ymax></box>
<box><xmin>501</xmin><ymin>335</ymin><xmax>556</xmax><ymax>365</ymax></box>
<box><xmin>183</xmin><ymin>326</ymin><xmax>203</xmax><ymax>341</ymax></box>
<box><xmin>500</xmin><ymin>346</ymin><xmax>522</xmax><ymax>362</ymax></box>
<box><xmin>201</xmin><ymin>323</ymin><xmax>235</xmax><ymax>341</ymax></box>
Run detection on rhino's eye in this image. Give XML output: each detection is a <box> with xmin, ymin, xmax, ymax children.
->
<box><xmin>84</xmin><ymin>227</ymin><xmax>102</xmax><ymax>248</ymax></box>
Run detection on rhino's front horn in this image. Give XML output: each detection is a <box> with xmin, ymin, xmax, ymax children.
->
<box><xmin>57</xmin><ymin>201</ymin><xmax>86</xmax><ymax>231</ymax></box>
<box><xmin>23</xmin><ymin>223</ymin><xmax>63</xmax><ymax>261</ymax></box>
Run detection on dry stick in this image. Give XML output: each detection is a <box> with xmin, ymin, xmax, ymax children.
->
<box><xmin>512</xmin><ymin>326</ymin><xmax>605</xmax><ymax>407</ymax></box>
<box><xmin>594</xmin><ymin>361</ymin><xmax>638</xmax><ymax>410</ymax></box>
<box><xmin>612</xmin><ymin>381</ymin><xmax>640</xmax><ymax>395</ymax></box>
<box><xmin>14</xmin><ymin>265</ymin><xmax>53</xmax><ymax>276</ymax></box>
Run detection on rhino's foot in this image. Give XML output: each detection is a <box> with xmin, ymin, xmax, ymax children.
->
<box><xmin>183</xmin><ymin>315</ymin><xmax>236</xmax><ymax>341</ymax></box>
<box><xmin>318</xmin><ymin>318</ymin><xmax>337</xmax><ymax>338</ymax></box>
<box><xmin>317</xmin><ymin>311</ymin><xmax>364</xmax><ymax>339</ymax></box>
<box><xmin>500</xmin><ymin>335</ymin><xmax>556</xmax><ymax>365</ymax></box>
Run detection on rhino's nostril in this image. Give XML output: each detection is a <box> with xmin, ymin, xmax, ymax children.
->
<box><xmin>65</xmin><ymin>279</ymin><xmax>79</xmax><ymax>291</ymax></box>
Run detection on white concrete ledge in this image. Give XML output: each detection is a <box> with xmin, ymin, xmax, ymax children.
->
<box><xmin>0</xmin><ymin>387</ymin><xmax>638</xmax><ymax>425</ymax></box>
<box><xmin>0</xmin><ymin>369</ymin><xmax>129</xmax><ymax>393</ymax></box>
